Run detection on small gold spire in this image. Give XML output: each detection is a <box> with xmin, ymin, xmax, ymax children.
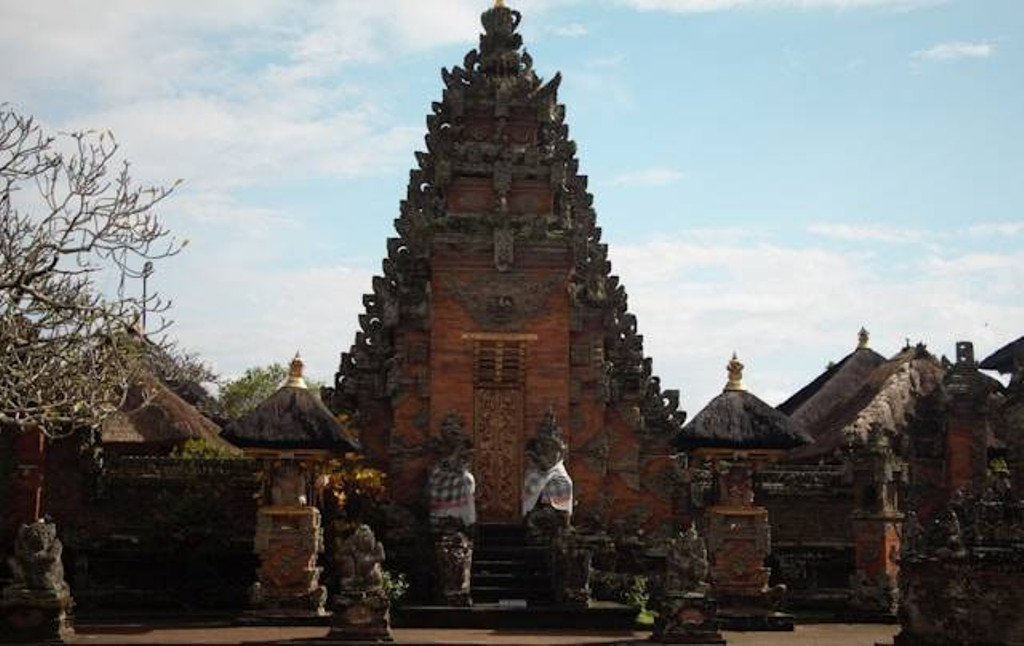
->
<box><xmin>286</xmin><ymin>352</ymin><xmax>308</xmax><ymax>389</ymax></box>
<box><xmin>857</xmin><ymin>327</ymin><xmax>870</xmax><ymax>350</ymax></box>
<box><xmin>494</xmin><ymin>0</ymin><xmax>506</xmax><ymax>7</ymax></box>
<box><xmin>724</xmin><ymin>352</ymin><xmax>745</xmax><ymax>392</ymax></box>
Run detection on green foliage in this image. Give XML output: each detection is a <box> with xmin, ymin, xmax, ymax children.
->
<box><xmin>382</xmin><ymin>570</ymin><xmax>409</xmax><ymax>606</ymax></box>
<box><xmin>218</xmin><ymin>363</ymin><xmax>288</xmax><ymax>420</ymax></box>
<box><xmin>625</xmin><ymin>575</ymin><xmax>650</xmax><ymax>613</ymax></box>
<box><xmin>218</xmin><ymin>363</ymin><xmax>324</xmax><ymax>419</ymax></box>
<box><xmin>170</xmin><ymin>438</ymin><xmax>241</xmax><ymax>460</ymax></box>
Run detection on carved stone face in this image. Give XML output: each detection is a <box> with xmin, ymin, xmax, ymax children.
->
<box><xmin>529</xmin><ymin>435</ymin><xmax>565</xmax><ymax>471</ymax></box>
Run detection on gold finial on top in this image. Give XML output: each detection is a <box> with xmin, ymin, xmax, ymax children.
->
<box><xmin>857</xmin><ymin>327</ymin><xmax>870</xmax><ymax>350</ymax></box>
<box><xmin>286</xmin><ymin>352</ymin><xmax>308</xmax><ymax>389</ymax></box>
<box><xmin>725</xmin><ymin>352</ymin><xmax>745</xmax><ymax>392</ymax></box>
<box><xmin>494</xmin><ymin>0</ymin><xmax>506</xmax><ymax>7</ymax></box>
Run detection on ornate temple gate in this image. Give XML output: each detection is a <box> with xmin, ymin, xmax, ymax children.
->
<box><xmin>471</xmin><ymin>336</ymin><xmax>529</xmax><ymax>522</ymax></box>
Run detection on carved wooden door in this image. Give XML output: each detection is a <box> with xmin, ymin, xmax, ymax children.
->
<box><xmin>472</xmin><ymin>339</ymin><xmax>525</xmax><ymax>523</ymax></box>
<box><xmin>474</xmin><ymin>388</ymin><xmax>523</xmax><ymax>522</ymax></box>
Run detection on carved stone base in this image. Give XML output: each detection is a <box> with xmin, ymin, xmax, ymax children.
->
<box><xmin>651</xmin><ymin>593</ymin><xmax>725</xmax><ymax>644</ymax></box>
<box><xmin>327</xmin><ymin>590</ymin><xmax>393</xmax><ymax>642</ymax></box>
<box><xmin>0</xmin><ymin>589</ymin><xmax>74</xmax><ymax>643</ymax></box>
<box><xmin>249</xmin><ymin>581</ymin><xmax>328</xmax><ymax>619</ymax></box>
<box><xmin>554</xmin><ymin>532</ymin><xmax>592</xmax><ymax>608</ymax></box>
<box><xmin>434</xmin><ymin>530</ymin><xmax>473</xmax><ymax>607</ymax></box>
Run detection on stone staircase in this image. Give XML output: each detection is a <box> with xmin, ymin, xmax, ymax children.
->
<box><xmin>393</xmin><ymin>523</ymin><xmax>636</xmax><ymax>629</ymax></box>
<box><xmin>471</xmin><ymin>523</ymin><xmax>553</xmax><ymax>606</ymax></box>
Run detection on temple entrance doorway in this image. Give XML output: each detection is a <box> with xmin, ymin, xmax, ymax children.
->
<box><xmin>472</xmin><ymin>338</ymin><xmax>526</xmax><ymax>522</ymax></box>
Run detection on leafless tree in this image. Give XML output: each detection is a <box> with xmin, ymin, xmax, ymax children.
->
<box><xmin>0</xmin><ymin>105</ymin><xmax>186</xmax><ymax>437</ymax></box>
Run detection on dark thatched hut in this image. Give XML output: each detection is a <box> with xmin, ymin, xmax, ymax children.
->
<box><xmin>674</xmin><ymin>354</ymin><xmax>811</xmax><ymax>453</ymax></box>
<box><xmin>223</xmin><ymin>354</ymin><xmax>360</xmax><ymax>453</ymax></box>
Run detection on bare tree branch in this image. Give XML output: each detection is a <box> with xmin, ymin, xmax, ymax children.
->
<box><xmin>0</xmin><ymin>104</ymin><xmax>186</xmax><ymax>437</ymax></box>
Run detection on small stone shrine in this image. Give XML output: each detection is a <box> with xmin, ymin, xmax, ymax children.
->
<box><xmin>328</xmin><ymin>524</ymin><xmax>393</xmax><ymax>642</ymax></box>
<box><xmin>651</xmin><ymin>523</ymin><xmax>725</xmax><ymax>645</ymax></box>
<box><xmin>223</xmin><ymin>353</ymin><xmax>360</xmax><ymax>619</ymax></box>
<box><xmin>0</xmin><ymin>519</ymin><xmax>75</xmax><ymax>643</ymax></box>
<box><xmin>674</xmin><ymin>354</ymin><xmax>811</xmax><ymax>630</ymax></box>
<box><xmin>427</xmin><ymin>412</ymin><xmax>476</xmax><ymax>606</ymax></box>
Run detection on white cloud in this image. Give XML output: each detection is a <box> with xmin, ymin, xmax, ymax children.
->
<box><xmin>912</xmin><ymin>41</ymin><xmax>995</xmax><ymax>62</ymax></box>
<box><xmin>547</xmin><ymin>22</ymin><xmax>589</xmax><ymax>37</ymax></box>
<box><xmin>610</xmin><ymin>168</ymin><xmax>684</xmax><ymax>187</ymax></box>
<box><xmin>607</xmin><ymin>234</ymin><xmax>1024</xmax><ymax>409</ymax></box>
<box><xmin>620</xmin><ymin>0</ymin><xmax>942</xmax><ymax>13</ymax></box>
<box><xmin>967</xmin><ymin>222</ymin><xmax>1024</xmax><ymax>237</ymax></box>
<box><xmin>808</xmin><ymin>223</ymin><xmax>923</xmax><ymax>244</ymax></box>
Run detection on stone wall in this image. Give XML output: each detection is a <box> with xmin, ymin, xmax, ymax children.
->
<box><xmin>47</xmin><ymin>451</ymin><xmax>260</xmax><ymax>611</ymax></box>
<box><xmin>896</xmin><ymin>495</ymin><xmax>1024</xmax><ymax>644</ymax></box>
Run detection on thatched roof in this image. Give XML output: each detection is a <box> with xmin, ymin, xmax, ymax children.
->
<box><xmin>980</xmin><ymin>336</ymin><xmax>1024</xmax><ymax>375</ymax></box>
<box><xmin>223</xmin><ymin>357</ymin><xmax>360</xmax><ymax>452</ymax></box>
<box><xmin>675</xmin><ymin>389</ymin><xmax>812</xmax><ymax>451</ymax></box>
<box><xmin>101</xmin><ymin>374</ymin><xmax>240</xmax><ymax>455</ymax></box>
<box><xmin>786</xmin><ymin>345</ymin><xmax>946</xmax><ymax>462</ymax></box>
<box><xmin>778</xmin><ymin>347</ymin><xmax>887</xmax><ymax>430</ymax></box>
<box><xmin>224</xmin><ymin>386</ymin><xmax>359</xmax><ymax>451</ymax></box>
<box><xmin>674</xmin><ymin>355</ymin><xmax>811</xmax><ymax>451</ymax></box>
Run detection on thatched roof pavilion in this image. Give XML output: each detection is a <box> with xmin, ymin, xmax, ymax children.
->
<box><xmin>673</xmin><ymin>354</ymin><xmax>811</xmax><ymax>453</ymax></box>
<box><xmin>223</xmin><ymin>354</ymin><xmax>360</xmax><ymax>454</ymax></box>
<box><xmin>786</xmin><ymin>343</ymin><xmax>946</xmax><ymax>463</ymax></box>
<box><xmin>779</xmin><ymin>328</ymin><xmax>887</xmax><ymax>439</ymax></box>
<box><xmin>102</xmin><ymin>372</ymin><xmax>240</xmax><ymax>456</ymax></box>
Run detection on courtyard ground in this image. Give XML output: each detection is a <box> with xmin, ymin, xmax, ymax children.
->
<box><xmin>66</xmin><ymin>621</ymin><xmax>898</xmax><ymax>645</ymax></box>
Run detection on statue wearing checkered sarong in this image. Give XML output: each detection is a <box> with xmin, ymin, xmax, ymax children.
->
<box><xmin>428</xmin><ymin>413</ymin><xmax>476</xmax><ymax>527</ymax></box>
<box><xmin>522</xmin><ymin>410</ymin><xmax>573</xmax><ymax>518</ymax></box>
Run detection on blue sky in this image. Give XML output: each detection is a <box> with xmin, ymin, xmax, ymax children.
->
<box><xmin>2</xmin><ymin>0</ymin><xmax>1021</xmax><ymax>410</ymax></box>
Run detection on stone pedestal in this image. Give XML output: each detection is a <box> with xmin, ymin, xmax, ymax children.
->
<box><xmin>1</xmin><ymin>521</ymin><xmax>74</xmax><ymax>644</ymax></box>
<box><xmin>249</xmin><ymin>506</ymin><xmax>327</xmax><ymax>618</ymax></box>
<box><xmin>0</xmin><ymin>587</ymin><xmax>74</xmax><ymax>643</ymax></box>
<box><xmin>652</xmin><ymin>593</ymin><xmax>725</xmax><ymax>645</ymax></box>
<box><xmin>328</xmin><ymin>589</ymin><xmax>393</xmax><ymax>642</ymax></box>
<box><xmin>706</xmin><ymin>462</ymin><xmax>792</xmax><ymax>630</ymax></box>
<box><xmin>553</xmin><ymin>530</ymin><xmax>592</xmax><ymax>608</ymax></box>
<box><xmin>434</xmin><ymin>529</ymin><xmax>473</xmax><ymax>607</ymax></box>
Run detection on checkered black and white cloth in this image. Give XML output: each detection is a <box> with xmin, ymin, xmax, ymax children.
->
<box><xmin>428</xmin><ymin>466</ymin><xmax>476</xmax><ymax>525</ymax></box>
<box><xmin>522</xmin><ymin>460</ymin><xmax>573</xmax><ymax>517</ymax></box>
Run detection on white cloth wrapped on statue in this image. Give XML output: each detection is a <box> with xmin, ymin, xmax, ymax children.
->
<box><xmin>522</xmin><ymin>460</ymin><xmax>573</xmax><ymax>516</ymax></box>
<box><xmin>428</xmin><ymin>465</ymin><xmax>477</xmax><ymax>526</ymax></box>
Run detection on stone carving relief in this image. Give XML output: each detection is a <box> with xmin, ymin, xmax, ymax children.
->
<box><xmin>443</xmin><ymin>273</ymin><xmax>561</xmax><ymax>331</ymax></box>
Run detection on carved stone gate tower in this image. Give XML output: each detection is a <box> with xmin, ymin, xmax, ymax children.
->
<box><xmin>332</xmin><ymin>1</ymin><xmax>685</xmax><ymax>533</ymax></box>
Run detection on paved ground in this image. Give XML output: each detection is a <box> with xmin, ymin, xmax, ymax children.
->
<box><xmin>67</xmin><ymin>622</ymin><xmax>899</xmax><ymax>645</ymax></box>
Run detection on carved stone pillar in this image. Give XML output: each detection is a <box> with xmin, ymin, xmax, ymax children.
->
<box><xmin>845</xmin><ymin>429</ymin><xmax>904</xmax><ymax>622</ymax></box>
<box><xmin>249</xmin><ymin>506</ymin><xmax>328</xmax><ymax>618</ymax></box>
<box><xmin>702</xmin><ymin>457</ymin><xmax>791</xmax><ymax>631</ymax></box>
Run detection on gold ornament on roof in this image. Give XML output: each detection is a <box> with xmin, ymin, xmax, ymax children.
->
<box><xmin>858</xmin><ymin>327</ymin><xmax>870</xmax><ymax>350</ymax></box>
<box><xmin>286</xmin><ymin>352</ymin><xmax>308</xmax><ymax>389</ymax></box>
<box><xmin>725</xmin><ymin>352</ymin><xmax>745</xmax><ymax>392</ymax></box>
<box><xmin>494</xmin><ymin>0</ymin><xmax>506</xmax><ymax>7</ymax></box>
